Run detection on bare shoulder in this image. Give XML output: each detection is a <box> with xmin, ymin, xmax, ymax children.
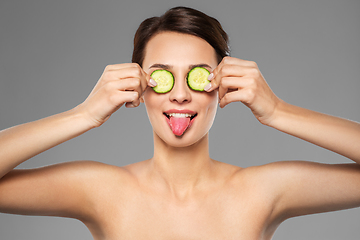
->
<box><xmin>71</xmin><ymin>160</ymin><xmax>131</xmax><ymax>177</ymax></box>
<box><xmin>223</xmin><ymin>161</ymin><xmax>322</xmax><ymax>208</ymax></box>
<box><xmin>0</xmin><ymin>160</ymin><xmax>135</xmax><ymax>220</ymax></box>
<box><xmin>230</xmin><ymin>160</ymin><xmax>337</xmax><ymax>182</ymax></box>
<box><xmin>231</xmin><ymin>161</ymin><xmax>360</xmax><ymax>220</ymax></box>
<box><xmin>237</xmin><ymin>160</ymin><xmax>360</xmax><ymax>187</ymax></box>
<box><xmin>40</xmin><ymin>160</ymin><xmax>133</xmax><ymax>183</ymax></box>
<box><xmin>228</xmin><ymin>160</ymin><xmax>342</xmax><ymax>192</ymax></box>
<box><xmin>64</xmin><ymin>160</ymin><xmax>139</xmax><ymax>191</ymax></box>
<box><xmin>31</xmin><ymin>160</ymin><xmax>139</xmax><ymax>201</ymax></box>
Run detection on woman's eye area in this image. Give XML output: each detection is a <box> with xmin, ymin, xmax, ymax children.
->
<box><xmin>150</xmin><ymin>67</ymin><xmax>211</xmax><ymax>93</ymax></box>
<box><xmin>187</xmin><ymin>67</ymin><xmax>211</xmax><ymax>92</ymax></box>
<box><xmin>150</xmin><ymin>69</ymin><xmax>174</xmax><ymax>93</ymax></box>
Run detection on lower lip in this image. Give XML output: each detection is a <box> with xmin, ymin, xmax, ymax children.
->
<box><xmin>164</xmin><ymin>114</ymin><xmax>197</xmax><ymax>135</ymax></box>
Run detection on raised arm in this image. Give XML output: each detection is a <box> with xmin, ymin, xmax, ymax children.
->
<box><xmin>268</xmin><ymin>100</ymin><xmax>360</xmax><ymax>162</ymax></box>
<box><xmin>207</xmin><ymin>56</ymin><xmax>360</xmax><ymax>163</ymax></box>
<box><xmin>206</xmin><ymin>56</ymin><xmax>360</xmax><ymax>220</ymax></box>
<box><xmin>0</xmin><ymin>108</ymin><xmax>92</xmax><ymax>179</ymax></box>
<box><xmin>0</xmin><ymin>63</ymin><xmax>152</xmax><ymax>217</ymax></box>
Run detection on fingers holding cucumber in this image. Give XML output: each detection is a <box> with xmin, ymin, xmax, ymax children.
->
<box><xmin>151</xmin><ymin>69</ymin><xmax>174</xmax><ymax>93</ymax></box>
<box><xmin>204</xmin><ymin>56</ymin><xmax>280</xmax><ymax>125</ymax></box>
<box><xmin>79</xmin><ymin>63</ymin><xmax>153</xmax><ymax>127</ymax></box>
<box><xmin>187</xmin><ymin>67</ymin><xmax>211</xmax><ymax>91</ymax></box>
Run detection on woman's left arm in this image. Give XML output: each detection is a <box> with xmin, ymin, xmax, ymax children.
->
<box><xmin>207</xmin><ymin>56</ymin><xmax>360</xmax><ymax>163</ymax></box>
<box><xmin>267</xmin><ymin>100</ymin><xmax>360</xmax><ymax>163</ymax></box>
<box><xmin>207</xmin><ymin>56</ymin><xmax>360</xmax><ymax>220</ymax></box>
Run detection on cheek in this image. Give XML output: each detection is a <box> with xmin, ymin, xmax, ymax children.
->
<box><xmin>195</xmin><ymin>90</ymin><xmax>218</xmax><ymax>127</ymax></box>
<box><xmin>143</xmin><ymin>89</ymin><xmax>164</xmax><ymax>124</ymax></box>
<box><xmin>142</xmin><ymin>89</ymin><xmax>155</xmax><ymax>109</ymax></box>
<box><xmin>204</xmin><ymin>90</ymin><xmax>218</xmax><ymax>114</ymax></box>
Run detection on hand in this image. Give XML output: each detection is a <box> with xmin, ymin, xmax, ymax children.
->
<box><xmin>206</xmin><ymin>57</ymin><xmax>280</xmax><ymax>125</ymax></box>
<box><xmin>78</xmin><ymin>63</ymin><xmax>155</xmax><ymax>128</ymax></box>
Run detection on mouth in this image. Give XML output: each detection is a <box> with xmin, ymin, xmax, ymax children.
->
<box><xmin>163</xmin><ymin>112</ymin><xmax>197</xmax><ymax>120</ymax></box>
<box><xmin>163</xmin><ymin>110</ymin><xmax>198</xmax><ymax>136</ymax></box>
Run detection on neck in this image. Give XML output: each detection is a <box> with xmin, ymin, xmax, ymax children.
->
<box><xmin>149</xmin><ymin>132</ymin><xmax>214</xmax><ymax>198</ymax></box>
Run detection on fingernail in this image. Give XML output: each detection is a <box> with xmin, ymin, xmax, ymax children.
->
<box><xmin>149</xmin><ymin>78</ymin><xmax>157</xmax><ymax>87</ymax></box>
<box><xmin>204</xmin><ymin>83</ymin><xmax>212</xmax><ymax>92</ymax></box>
<box><xmin>208</xmin><ymin>73</ymin><xmax>214</xmax><ymax>80</ymax></box>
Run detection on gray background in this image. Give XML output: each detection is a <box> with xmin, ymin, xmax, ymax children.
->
<box><xmin>0</xmin><ymin>0</ymin><xmax>359</xmax><ymax>239</ymax></box>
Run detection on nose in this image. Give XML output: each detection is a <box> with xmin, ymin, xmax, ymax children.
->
<box><xmin>169</xmin><ymin>74</ymin><xmax>192</xmax><ymax>104</ymax></box>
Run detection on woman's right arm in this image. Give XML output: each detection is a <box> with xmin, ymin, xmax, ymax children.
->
<box><xmin>0</xmin><ymin>107</ymin><xmax>92</xmax><ymax>179</ymax></box>
<box><xmin>0</xmin><ymin>63</ymin><xmax>151</xmax><ymax>179</ymax></box>
<box><xmin>0</xmin><ymin>63</ymin><xmax>153</xmax><ymax>218</ymax></box>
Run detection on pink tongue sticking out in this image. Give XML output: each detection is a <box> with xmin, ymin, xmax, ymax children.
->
<box><xmin>169</xmin><ymin>117</ymin><xmax>191</xmax><ymax>136</ymax></box>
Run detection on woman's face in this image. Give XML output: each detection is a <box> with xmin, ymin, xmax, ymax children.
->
<box><xmin>142</xmin><ymin>31</ymin><xmax>219</xmax><ymax>147</ymax></box>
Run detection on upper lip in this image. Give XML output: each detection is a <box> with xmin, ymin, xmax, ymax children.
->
<box><xmin>164</xmin><ymin>109</ymin><xmax>197</xmax><ymax>115</ymax></box>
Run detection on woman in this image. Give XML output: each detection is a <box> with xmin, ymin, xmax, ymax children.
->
<box><xmin>0</xmin><ymin>6</ymin><xmax>359</xmax><ymax>240</ymax></box>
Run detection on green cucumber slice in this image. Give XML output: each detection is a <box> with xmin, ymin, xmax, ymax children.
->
<box><xmin>187</xmin><ymin>67</ymin><xmax>210</xmax><ymax>91</ymax></box>
<box><xmin>151</xmin><ymin>69</ymin><xmax>174</xmax><ymax>93</ymax></box>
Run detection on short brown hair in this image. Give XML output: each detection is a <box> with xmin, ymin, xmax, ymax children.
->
<box><xmin>132</xmin><ymin>6</ymin><xmax>230</xmax><ymax>66</ymax></box>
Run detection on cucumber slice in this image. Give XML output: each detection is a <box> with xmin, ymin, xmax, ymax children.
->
<box><xmin>187</xmin><ymin>67</ymin><xmax>210</xmax><ymax>91</ymax></box>
<box><xmin>151</xmin><ymin>69</ymin><xmax>174</xmax><ymax>93</ymax></box>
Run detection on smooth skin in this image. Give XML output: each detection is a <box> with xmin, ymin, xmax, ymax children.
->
<box><xmin>0</xmin><ymin>31</ymin><xmax>360</xmax><ymax>240</ymax></box>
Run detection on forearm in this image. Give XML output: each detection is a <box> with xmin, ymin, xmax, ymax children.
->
<box><xmin>0</xmin><ymin>63</ymin><xmax>150</xmax><ymax>179</ymax></box>
<box><xmin>268</xmin><ymin>100</ymin><xmax>360</xmax><ymax>163</ymax></box>
<box><xmin>209</xmin><ymin>57</ymin><xmax>360</xmax><ymax>162</ymax></box>
<box><xmin>0</xmin><ymin>106</ymin><xmax>94</xmax><ymax>178</ymax></box>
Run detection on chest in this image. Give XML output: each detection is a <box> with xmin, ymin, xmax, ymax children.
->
<box><xmin>94</xmin><ymin>190</ymin><xmax>276</xmax><ymax>240</ymax></box>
